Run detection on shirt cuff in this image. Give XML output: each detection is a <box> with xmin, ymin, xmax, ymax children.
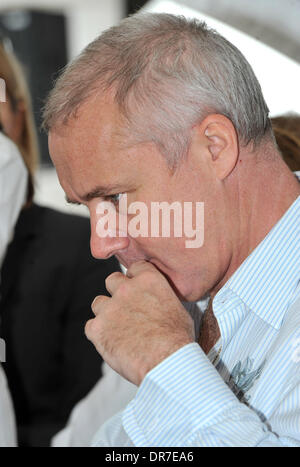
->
<box><xmin>123</xmin><ymin>342</ymin><xmax>238</xmax><ymax>446</ymax></box>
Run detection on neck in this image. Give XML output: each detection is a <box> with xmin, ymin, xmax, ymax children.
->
<box><xmin>211</xmin><ymin>140</ymin><xmax>300</xmax><ymax>297</ymax></box>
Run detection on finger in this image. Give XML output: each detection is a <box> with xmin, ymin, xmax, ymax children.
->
<box><xmin>85</xmin><ymin>318</ymin><xmax>100</xmax><ymax>343</ymax></box>
<box><xmin>126</xmin><ymin>260</ymin><xmax>157</xmax><ymax>278</ymax></box>
<box><xmin>91</xmin><ymin>295</ymin><xmax>110</xmax><ymax>315</ymax></box>
<box><xmin>105</xmin><ymin>271</ymin><xmax>130</xmax><ymax>295</ymax></box>
<box><xmin>85</xmin><ymin>318</ymin><xmax>94</xmax><ymax>340</ymax></box>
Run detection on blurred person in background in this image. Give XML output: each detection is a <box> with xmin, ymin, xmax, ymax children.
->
<box><xmin>0</xmin><ymin>129</ymin><xmax>27</xmax><ymax>447</ymax></box>
<box><xmin>271</xmin><ymin>114</ymin><xmax>300</xmax><ymax>172</ymax></box>
<box><xmin>0</xmin><ymin>41</ymin><xmax>120</xmax><ymax>447</ymax></box>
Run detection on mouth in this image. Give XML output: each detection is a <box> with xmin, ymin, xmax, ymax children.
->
<box><xmin>116</xmin><ymin>255</ymin><xmax>162</xmax><ymax>275</ymax></box>
<box><xmin>116</xmin><ymin>255</ymin><xmax>185</xmax><ymax>300</ymax></box>
<box><xmin>115</xmin><ymin>254</ymin><xmax>150</xmax><ymax>270</ymax></box>
<box><xmin>115</xmin><ymin>255</ymin><xmax>127</xmax><ymax>268</ymax></box>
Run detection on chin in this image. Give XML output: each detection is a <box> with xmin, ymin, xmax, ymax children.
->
<box><xmin>174</xmin><ymin>286</ymin><xmax>200</xmax><ymax>302</ymax></box>
<box><xmin>158</xmin><ymin>272</ymin><xmax>195</xmax><ymax>302</ymax></box>
<box><xmin>163</xmin><ymin>270</ymin><xmax>208</xmax><ymax>303</ymax></box>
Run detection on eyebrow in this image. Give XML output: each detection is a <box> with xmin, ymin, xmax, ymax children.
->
<box><xmin>65</xmin><ymin>184</ymin><xmax>125</xmax><ymax>205</ymax></box>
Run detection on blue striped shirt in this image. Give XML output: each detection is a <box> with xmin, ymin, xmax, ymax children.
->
<box><xmin>93</xmin><ymin>191</ymin><xmax>300</xmax><ymax>447</ymax></box>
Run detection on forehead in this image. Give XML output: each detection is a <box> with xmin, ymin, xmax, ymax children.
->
<box><xmin>48</xmin><ymin>93</ymin><xmax>139</xmax><ymax>196</ymax></box>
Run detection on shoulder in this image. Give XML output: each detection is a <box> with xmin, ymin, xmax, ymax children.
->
<box><xmin>33</xmin><ymin>204</ymin><xmax>90</xmax><ymax>238</ymax></box>
<box><xmin>35</xmin><ymin>205</ymin><xmax>121</xmax><ymax>274</ymax></box>
<box><xmin>17</xmin><ymin>204</ymin><xmax>93</xmax><ymax>253</ymax></box>
<box><xmin>11</xmin><ymin>203</ymin><xmax>120</xmax><ymax>286</ymax></box>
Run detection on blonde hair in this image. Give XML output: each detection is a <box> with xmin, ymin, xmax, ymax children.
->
<box><xmin>0</xmin><ymin>41</ymin><xmax>39</xmax><ymax>203</ymax></box>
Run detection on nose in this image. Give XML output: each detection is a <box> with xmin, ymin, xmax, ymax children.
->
<box><xmin>89</xmin><ymin>199</ymin><xmax>130</xmax><ymax>259</ymax></box>
<box><xmin>90</xmin><ymin>226</ymin><xmax>129</xmax><ymax>259</ymax></box>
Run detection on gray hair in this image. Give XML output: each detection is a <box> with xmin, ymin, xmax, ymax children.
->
<box><xmin>43</xmin><ymin>12</ymin><xmax>271</xmax><ymax>165</ymax></box>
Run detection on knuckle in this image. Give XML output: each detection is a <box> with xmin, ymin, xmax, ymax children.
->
<box><xmin>85</xmin><ymin>316</ymin><xmax>102</xmax><ymax>340</ymax></box>
<box><xmin>127</xmin><ymin>260</ymin><xmax>149</xmax><ymax>276</ymax></box>
<box><xmin>91</xmin><ymin>295</ymin><xmax>101</xmax><ymax>308</ymax></box>
<box><xmin>91</xmin><ymin>298</ymin><xmax>98</xmax><ymax>312</ymax></box>
<box><xmin>115</xmin><ymin>281</ymin><xmax>129</xmax><ymax>297</ymax></box>
<box><xmin>84</xmin><ymin>318</ymin><xmax>95</xmax><ymax>339</ymax></box>
<box><xmin>105</xmin><ymin>271</ymin><xmax>122</xmax><ymax>287</ymax></box>
<box><xmin>140</xmin><ymin>269</ymin><xmax>159</xmax><ymax>285</ymax></box>
<box><xmin>91</xmin><ymin>295</ymin><xmax>107</xmax><ymax>312</ymax></box>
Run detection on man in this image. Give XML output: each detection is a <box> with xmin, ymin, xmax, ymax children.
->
<box><xmin>43</xmin><ymin>13</ymin><xmax>300</xmax><ymax>446</ymax></box>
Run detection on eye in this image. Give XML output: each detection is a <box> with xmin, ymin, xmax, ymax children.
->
<box><xmin>108</xmin><ymin>193</ymin><xmax>123</xmax><ymax>205</ymax></box>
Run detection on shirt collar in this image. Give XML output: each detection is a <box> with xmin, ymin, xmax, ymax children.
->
<box><xmin>215</xmin><ymin>194</ymin><xmax>300</xmax><ymax>331</ymax></box>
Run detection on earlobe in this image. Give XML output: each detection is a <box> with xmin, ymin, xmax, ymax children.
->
<box><xmin>203</xmin><ymin>115</ymin><xmax>239</xmax><ymax>180</ymax></box>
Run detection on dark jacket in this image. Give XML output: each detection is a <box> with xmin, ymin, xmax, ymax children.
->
<box><xmin>0</xmin><ymin>203</ymin><xmax>120</xmax><ymax>447</ymax></box>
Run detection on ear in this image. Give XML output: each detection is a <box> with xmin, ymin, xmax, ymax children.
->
<box><xmin>198</xmin><ymin>114</ymin><xmax>239</xmax><ymax>180</ymax></box>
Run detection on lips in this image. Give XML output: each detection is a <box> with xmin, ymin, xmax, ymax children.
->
<box><xmin>116</xmin><ymin>255</ymin><xmax>184</xmax><ymax>299</ymax></box>
<box><xmin>115</xmin><ymin>254</ymin><xmax>149</xmax><ymax>269</ymax></box>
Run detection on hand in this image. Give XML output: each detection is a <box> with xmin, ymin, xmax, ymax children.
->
<box><xmin>85</xmin><ymin>260</ymin><xmax>195</xmax><ymax>385</ymax></box>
